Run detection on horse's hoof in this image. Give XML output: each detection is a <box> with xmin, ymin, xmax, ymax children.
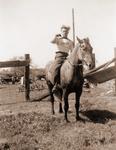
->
<box><xmin>68</xmin><ymin>110</ymin><xmax>72</xmax><ymax>114</ymax></box>
<box><xmin>65</xmin><ymin>119</ymin><xmax>70</xmax><ymax>123</ymax></box>
<box><xmin>67</xmin><ymin>120</ymin><xmax>70</xmax><ymax>123</ymax></box>
<box><xmin>76</xmin><ymin>116</ymin><xmax>85</xmax><ymax>123</ymax></box>
<box><xmin>76</xmin><ymin>116</ymin><xmax>81</xmax><ymax>121</ymax></box>
<box><xmin>59</xmin><ymin>110</ymin><xmax>63</xmax><ymax>113</ymax></box>
<box><xmin>52</xmin><ymin>111</ymin><xmax>55</xmax><ymax>115</ymax></box>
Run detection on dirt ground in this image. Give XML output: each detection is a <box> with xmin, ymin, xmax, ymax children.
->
<box><xmin>0</xmin><ymin>80</ymin><xmax>116</xmax><ymax>150</ymax></box>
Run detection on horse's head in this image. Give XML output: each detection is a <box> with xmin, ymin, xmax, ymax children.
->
<box><xmin>76</xmin><ymin>37</ymin><xmax>93</xmax><ymax>70</ymax></box>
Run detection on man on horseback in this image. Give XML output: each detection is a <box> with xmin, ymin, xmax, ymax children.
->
<box><xmin>51</xmin><ymin>25</ymin><xmax>74</xmax><ymax>92</ymax></box>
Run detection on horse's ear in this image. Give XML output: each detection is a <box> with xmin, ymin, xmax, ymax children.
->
<box><xmin>86</xmin><ymin>37</ymin><xmax>90</xmax><ymax>43</ymax></box>
<box><xmin>76</xmin><ymin>36</ymin><xmax>82</xmax><ymax>43</ymax></box>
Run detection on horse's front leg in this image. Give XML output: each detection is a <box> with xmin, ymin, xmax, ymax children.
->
<box><xmin>58</xmin><ymin>91</ymin><xmax>63</xmax><ymax>113</ymax></box>
<box><xmin>51</xmin><ymin>94</ymin><xmax>55</xmax><ymax>115</ymax></box>
<box><xmin>59</xmin><ymin>102</ymin><xmax>63</xmax><ymax>113</ymax></box>
<box><xmin>63</xmin><ymin>90</ymin><xmax>69</xmax><ymax>122</ymax></box>
<box><xmin>75</xmin><ymin>89</ymin><xmax>82</xmax><ymax>121</ymax></box>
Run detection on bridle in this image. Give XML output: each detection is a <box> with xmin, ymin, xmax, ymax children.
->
<box><xmin>67</xmin><ymin>45</ymin><xmax>89</xmax><ymax>68</ymax></box>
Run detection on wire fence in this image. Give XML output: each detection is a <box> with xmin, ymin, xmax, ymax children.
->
<box><xmin>0</xmin><ymin>79</ymin><xmax>48</xmax><ymax>105</ymax></box>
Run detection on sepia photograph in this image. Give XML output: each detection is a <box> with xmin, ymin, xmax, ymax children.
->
<box><xmin>0</xmin><ymin>0</ymin><xmax>116</xmax><ymax>149</ymax></box>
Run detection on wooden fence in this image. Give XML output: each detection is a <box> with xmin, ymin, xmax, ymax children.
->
<box><xmin>0</xmin><ymin>54</ymin><xmax>30</xmax><ymax>101</ymax></box>
<box><xmin>84</xmin><ymin>48</ymin><xmax>116</xmax><ymax>95</ymax></box>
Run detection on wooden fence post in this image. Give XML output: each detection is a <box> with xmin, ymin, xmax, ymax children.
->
<box><xmin>92</xmin><ymin>53</ymin><xmax>97</xmax><ymax>86</ymax></box>
<box><xmin>114</xmin><ymin>48</ymin><xmax>116</xmax><ymax>96</ymax></box>
<box><xmin>25</xmin><ymin>54</ymin><xmax>30</xmax><ymax>101</ymax></box>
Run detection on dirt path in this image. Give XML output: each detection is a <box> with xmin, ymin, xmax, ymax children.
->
<box><xmin>0</xmin><ymin>82</ymin><xmax>116</xmax><ymax>150</ymax></box>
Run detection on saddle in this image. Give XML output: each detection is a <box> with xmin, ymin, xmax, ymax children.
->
<box><xmin>48</xmin><ymin>51</ymin><xmax>68</xmax><ymax>85</ymax></box>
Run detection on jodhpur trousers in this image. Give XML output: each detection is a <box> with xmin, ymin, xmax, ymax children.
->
<box><xmin>52</xmin><ymin>51</ymin><xmax>68</xmax><ymax>84</ymax></box>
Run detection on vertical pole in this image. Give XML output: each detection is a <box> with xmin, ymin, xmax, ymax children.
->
<box><xmin>72</xmin><ymin>8</ymin><xmax>75</xmax><ymax>47</ymax></box>
<box><xmin>92</xmin><ymin>53</ymin><xmax>97</xmax><ymax>86</ymax></box>
<box><xmin>25</xmin><ymin>54</ymin><xmax>30</xmax><ymax>101</ymax></box>
<box><xmin>114</xmin><ymin>48</ymin><xmax>116</xmax><ymax>96</ymax></box>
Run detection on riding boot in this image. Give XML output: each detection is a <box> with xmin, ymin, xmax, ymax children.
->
<box><xmin>52</xmin><ymin>82</ymin><xmax>59</xmax><ymax>93</ymax></box>
<box><xmin>52</xmin><ymin>73</ymin><xmax>60</xmax><ymax>93</ymax></box>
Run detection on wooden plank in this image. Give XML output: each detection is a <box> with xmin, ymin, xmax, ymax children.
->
<box><xmin>85</xmin><ymin>66</ymin><xmax>116</xmax><ymax>83</ymax></box>
<box><xmin>31</xmin><ymin>90</ymin><xmax>50</xmax><ymax>102</ymax></box>
<box><xmin>85</xmin><ymin>58</ymin><xmax>116</xmax><ymax>76</ymax></box>
<box><xmin>0</xmin><ymin>60</ymin><xmax>29</xmax><ymax>68</ymax></box>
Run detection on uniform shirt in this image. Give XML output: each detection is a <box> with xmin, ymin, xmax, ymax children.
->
<box><xmin>51</xmin><ymin>36</ymin><xmax>74</xmax><ymax>54</ymax></box>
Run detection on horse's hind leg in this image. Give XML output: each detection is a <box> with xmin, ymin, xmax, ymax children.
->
<box><xmin>51</xmin><ymin>94</ymin><xmax>55</xmax><ymax>115</ymax></box>
<box><xmin>54</xmin><ymin>89</ymin><xmax>63</xmax><ymax>113</ymax></box>
<box><xmin>47</xmin><ymin>82</ymin><xmax>55</xmax><ymax>115</ymax></box>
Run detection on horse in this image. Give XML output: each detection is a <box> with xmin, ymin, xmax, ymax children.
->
<box><xmin>45</xmin><ymin>37</ymin><xmax>94</xmax><ymax>122</ymax></box>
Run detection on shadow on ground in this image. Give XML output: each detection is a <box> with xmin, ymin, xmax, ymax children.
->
<box><xmin>82</xmin><ymin>109</ymin><xmax>116</xmax><ymax>124</ymax></box>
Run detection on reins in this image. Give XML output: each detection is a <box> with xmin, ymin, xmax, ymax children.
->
<box><xmin>67</xmin><ymin>59</ymin><xmax>83</xmax><ymax>67</ymax></box>
<box><xmin>67</xmin><ymin>47</ymin><xmax>84</xmax><ymax>67</ymax></box>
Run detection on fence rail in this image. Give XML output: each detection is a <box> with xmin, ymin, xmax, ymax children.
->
<box><xmin>0</xmin><ymin>60</ymin><xmax>29</xmax><ymax>68</ymax></box>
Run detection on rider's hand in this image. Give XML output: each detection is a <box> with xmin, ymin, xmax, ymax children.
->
<box><xmin>55</xmin><ymin>34</ymin><xmax>61</xmax><ymax>38</ymax></box>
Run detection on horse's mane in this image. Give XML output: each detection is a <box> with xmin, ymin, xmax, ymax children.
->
<box><xmin>67</xmin><ymin>43</ymin><xmax>80</xmax><ymax>64</ymax></box>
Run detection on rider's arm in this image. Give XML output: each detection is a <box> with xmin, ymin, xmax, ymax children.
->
<box><xmin>51</xmin><ymin>34</ymin><xmax>61</xmax><ymax>44</ymax></box>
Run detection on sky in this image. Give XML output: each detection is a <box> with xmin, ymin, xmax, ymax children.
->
<box><xmin>0</xmin><ymin>0</ymin><xmax>116</xmax><ymax>68</ymax></box>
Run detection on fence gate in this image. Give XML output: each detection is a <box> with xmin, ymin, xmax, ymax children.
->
<box><xmin>0</xmin><ymin>54</ymin><xmax>30</xmax><ymax>101</ymax></box>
